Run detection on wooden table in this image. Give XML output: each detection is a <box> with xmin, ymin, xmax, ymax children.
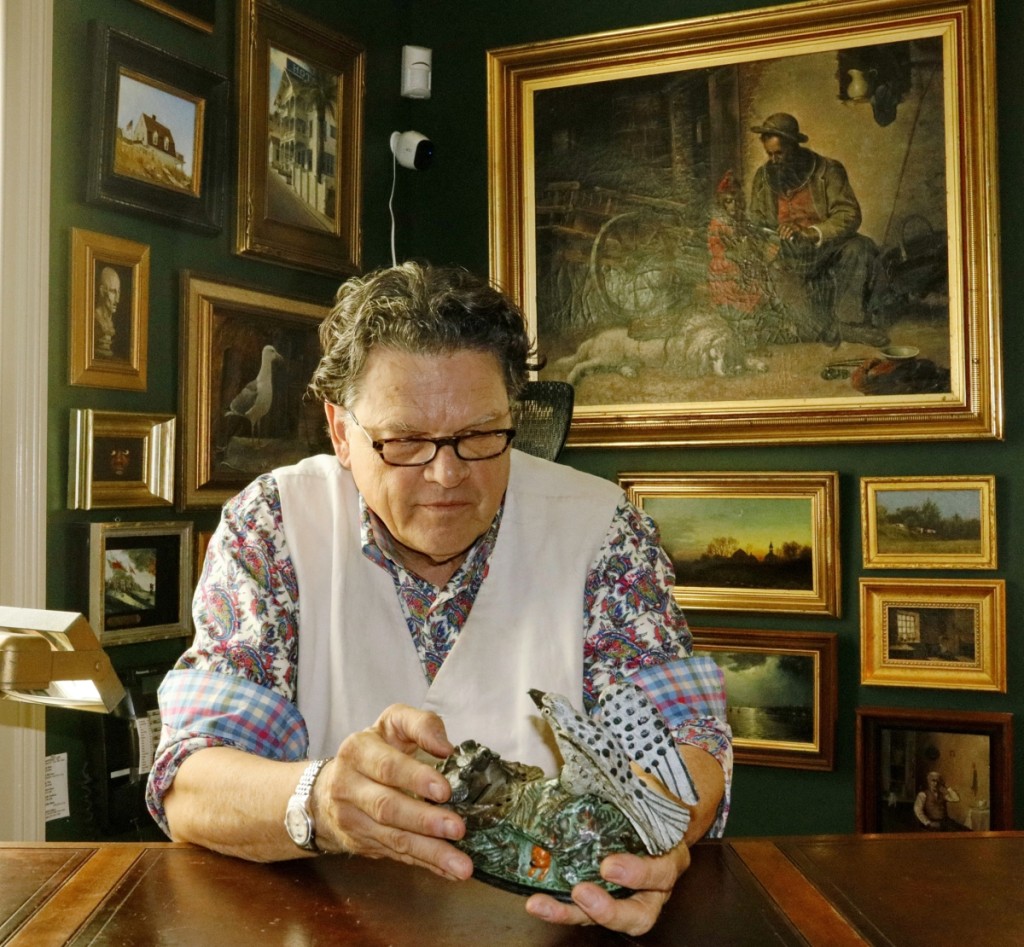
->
<box><xmin>3</xmin><ymin>833</ymin><xmax>1023</xmax><ymax>945</ymax></box>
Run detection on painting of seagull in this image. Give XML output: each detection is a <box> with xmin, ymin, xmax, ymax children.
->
<box><xmin>529</xmin><ymin>681</ymin><xmax>698</xmax><ymax>855</ymax></box>
<box><xmin>225</xmin><ymin>344</ymin><xmax>284</xmax><ymax>439</ymax></box>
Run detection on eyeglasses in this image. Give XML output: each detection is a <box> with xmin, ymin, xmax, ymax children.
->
<box><xmin>344</xmin><ymin>409</ymin><xmax>516</xmax><ymax>467</ymax></box>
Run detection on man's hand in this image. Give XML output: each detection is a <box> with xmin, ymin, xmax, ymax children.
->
<box><xmin>524</xmin><ymin>843</ymin><xmax>690</xmax><ymax>936</ymax></box>
<box><xmin>313</xmin><ymin>704</ymin><xmax>474</xmax><ymax>881</ymax></box>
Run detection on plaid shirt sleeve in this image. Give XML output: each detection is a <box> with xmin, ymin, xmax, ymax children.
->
<box><xmin>145</xmin><ymin>670</ymin><xmax>309</xmax><ymax>836</ymax></box>
<box><xmin>583</xmin><ymin>499</ymin><xmax>733</xmax><ymax>837</ymax></box>
<box><xmin>145</xmin><ymin>474</ymin><xmax>304</xmax><ymax>836</ymax></box>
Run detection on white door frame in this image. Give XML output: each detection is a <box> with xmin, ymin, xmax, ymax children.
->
<box><xmin>0</xmin><ymin>0</ymin><xmax>53</xmax><ymax>841</ymax></box>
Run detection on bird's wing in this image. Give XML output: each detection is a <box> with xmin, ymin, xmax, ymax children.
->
<box><xmin>227</xmin><ymin>380</ymin><xmax>258</xmax><ymax>416</ymax></box>
<box><xmin>597</xmin><ymin>681</ymin><xmax>699</xmax><ymax>807</ymax></box>
<box><xmin>533</xmin><ymin>689</ymin><xmax>691</xmax><ymax>854</ymax></box>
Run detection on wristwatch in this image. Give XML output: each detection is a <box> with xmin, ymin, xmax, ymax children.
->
<box><xmin>284</xmin><ymin>758</ymin><xmax>332</xmax><ymax>852</ymax></box>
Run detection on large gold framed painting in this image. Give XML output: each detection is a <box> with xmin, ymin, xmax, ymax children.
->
<box><xmin>488</xmin><ymin>0</ymin><xmax>1001</xmax><ymax>446</ymax></box>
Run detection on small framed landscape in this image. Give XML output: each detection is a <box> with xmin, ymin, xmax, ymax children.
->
<box><xmin>692</xmin><ymin>629</ymin><xmax>837</xmax><ymax>771</ymax></box>
<box><xmin>856</xmin><ymin>706</ymin><xmax>1013</xmax><ymax>833</ymax></box>
<box><xmin>87</xmin><ymin>22</ymin><xmax>228</xmax><ymax>232</ymax></box>
<box><xmin>88</xmin><ymin>520</ymin><xmax>193</xmax><ymax>646</ymax></box>
<box><xmin>69</xmin><ymin>228</ymin><xmax>150</xmax><ymax>391</ymax></box>
<box><xmin>861</xmin><ymin>475</ymin><xmax>996</xmax><ymax>569</ymax></box>
<box><xmin>618</xmin><ymin>471</ymin><xmax>839</xmax><ymax>615</ymax></box>
<box><xmin>860</xmin><ymin>578</ymin><xmax>1006</xmax><ymax>692</ymax></box>
<box><xmin>68</xmin><ymin>409</ymin><xmax>175</xmax><ymax>510</ymax></box>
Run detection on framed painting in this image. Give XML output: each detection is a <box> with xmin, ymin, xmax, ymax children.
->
<box><xmin>859</xmin><ymin>577</ymin><xmax>1006</xmax><ymax>692</ymax></box>
<box><xmin>855</xmin><ymin>706</ymin><xmax>1012</xmax><ymax>833</ymax></box>
<box><xmin>861</xmin><ymin>475</ymin><xmax>996</xmax><ymax>568</ymax></box>
<box><xmin>178</xmin><ymin>272</ymin><xmax>332</xmax><ymax>510</ymax></box>
<box><xmin>488</xmin><ymin>0</ymin><xmax>1001</xmax><ymax>446</ymax></box>
<box><xmin>235</xmin><ymin>0</ymin><xmax>364</xmax><ymax>277</ymax></box>
<box><xmin>69</xmin><ymin>228</ymin><xmax>150</xmax><ymax>391</ymax></box>
<box><xmin>618</xmin><ymin>471</ymin><xmax>839</xmax><ymax>615</ymax></box>
<box><xmin>88</xmin><ymin>520</ymin><xmax>193</xmax><ymax>645</ymax></box>
<box><xmin>130</xmin><ymin>0</ymin><xmax>215</xmax><ymax>33</ymax></box>
<box><xmin>68</xmin><ymin>409</ymin><xmax>175</xmax><ymax>510</ymax></box>
<box><xmin>87</xmin><ymin>22</ymin><xmax>228</xmax><ymax>232</ymax></box>
<box><xmin>692</xmin><ymin>629</ymin><xmax>837</xmax><ymax>770</ymax></box>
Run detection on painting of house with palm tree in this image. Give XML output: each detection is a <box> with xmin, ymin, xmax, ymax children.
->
<box><xmin>267</xmin><ymin>47</ymin><xmax>338</xmax><ymax>231</ymax></box>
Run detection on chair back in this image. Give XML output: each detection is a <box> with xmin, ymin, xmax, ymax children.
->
<box><xmin>511</xmin><ymin>381</ymin><xmax>574</xmax><ymax>461</ymax></box>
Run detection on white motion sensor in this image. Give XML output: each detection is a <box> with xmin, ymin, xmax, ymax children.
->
<box><xmin>390</xmin><ymin>130</ymin><xmax>434</xmax><ymax>171</ymax></box>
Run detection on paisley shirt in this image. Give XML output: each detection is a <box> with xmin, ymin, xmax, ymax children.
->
<box><xmin>147</xmin><ymin>471</ymin><xmax>733</xmax><ymax>836</ymax></box>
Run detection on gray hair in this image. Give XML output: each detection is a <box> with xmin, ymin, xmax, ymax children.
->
<box><xmin>307</xmin><ymin>261</ymin><xmax>537</xmax><ymax>407</ymax></box>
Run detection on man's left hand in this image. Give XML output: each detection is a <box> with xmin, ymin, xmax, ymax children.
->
<box><xmin>523</xmin><ymin>843</ymin><xmax>690</xmax><ymax>936</ymax></box>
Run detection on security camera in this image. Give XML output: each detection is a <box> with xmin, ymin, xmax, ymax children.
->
<box><xmin>390</xmin><ymin>130</ymin><xmax>434</xmax><ymax>171</ymax></box>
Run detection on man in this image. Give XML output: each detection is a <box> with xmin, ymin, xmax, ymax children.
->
<box><xmin>748</xmin><ymin>112</ymin><xmax>886</xmax><ymax>346</ymax></box>
<box><xmin>914</xmin><ymin>771</ymin><xmax>967</xmax><ymax>831</ymax></box>
<box><xmin>94</xmin><ymin>265</ymin><xmax>121</xmax><ymax>358</ymax></box>
<box><xmin>147</xmin><ymin>262</ymin><xmax>731</xmax><ymax>936</ymax></box>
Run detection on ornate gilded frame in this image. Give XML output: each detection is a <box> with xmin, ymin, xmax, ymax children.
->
<box><xmin>69</xmin><ymin>228</ymin><xmax>150</xmax><ymax>391</ymax></box>
<box><xmin>860</xmin><ymin>577</ymin><xmax>1006</xmax><ymax>692</ymax></box>
<box><xmin>178</xmin><ymin>272</ymin><xmax>330</xmax><ymax>510</ymax></box>
<box><xmin>67</xmin><ymin>409</ymin><xmax>175</xmax><ymax>510</ymax></box>
<box><xmin>861</xmin><ymin>474</ymin><xmax>996</xmax><ymax>569</ymax></box>
<box><xmin>488</xmin><ymin>0</ymin><xmax>1001</xmax><ymax>447</ymax></box>
<box><xmin>235</xmin><ymin>0</ymin><xmax>364</xmax><ymax>276</ymax></box>
<box><xmin>619</xmin><ymin>471</ymin><xmax>840</xmax><ymax>615</ymax></box>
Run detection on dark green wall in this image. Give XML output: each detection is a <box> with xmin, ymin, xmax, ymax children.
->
<box><xmin>46</xmin><ymin>0</ymin><xmax>1023</xmax><ymax>841</ymax></box>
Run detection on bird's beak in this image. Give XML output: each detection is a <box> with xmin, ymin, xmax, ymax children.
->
<box><xmin>528</xmin><ymin>688</ymin><xmax>545</xmax><ymax>709</ymax></box>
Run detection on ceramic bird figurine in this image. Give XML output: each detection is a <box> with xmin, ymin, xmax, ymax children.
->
<box><xmin>529</xmin><ymin>681</ymin><xmax>697</xmax><ymax>854</ymax></box>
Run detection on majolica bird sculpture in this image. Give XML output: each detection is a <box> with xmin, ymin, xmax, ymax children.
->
<box><xmin>437</xmin><ymin>681</ymin><xmax>699</xmax><ymax>900</ymax></box>
<box><xmin>530</xmin><ymin>681</ymin><xmax>697</xmax><ymax>854</ymax></box>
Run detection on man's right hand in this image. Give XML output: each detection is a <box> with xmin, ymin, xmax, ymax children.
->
<box><xmin>312</xmin><ymin>704</ymin><xmax>474</xmax><ymax>881</ymax></box>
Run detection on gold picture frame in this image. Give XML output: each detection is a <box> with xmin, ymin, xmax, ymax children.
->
<box><xmin>130</xmin><ymin>0</ymin><xmax>215</xmax><ymax>34</ymax></box>
<box><xmin>88</xmin><ymin>520</ymin><xmax>193</xmax><ymax>646</ymax></box>
<box><xmin>235</xmin><ymin>0</ymin><xmax>364</xmax><ymax>277</ymax></box>
<box><xmin>860</xmin><ymin>577</ymin><xmax>1006</xmax><ymax>692</ymax></box>
<box><xmin>488</xmin><ymin>0</ymin><xmax>1001</xmax><ymax>447</ymax></box>
<box><xmin>619</xmin><ymin>471</ymin><xmax>840</xmax><ymax>615</ymax></box>
<box><xmin>69</xmin><ymin>228</ymin><xmax>150</xmax><ymax>391</ymax></box>
<box><xmin>693</xmin><ymin>628</ymin><xmax>837</xmax><ymax>770</ymax></box>
<box><xmin>861</xmin><ymin>475</ymin><xmax>996</xmax><ymax>569</ymax></box>
<box><xmin>68</xmin><ymin>409</ymin><xmax>175</xmax><ymax>510</ymax></box>
<box><xmin>178</xmin><ymin>272</ymin><xmax>331</xmax><ymax>510</ymax></box>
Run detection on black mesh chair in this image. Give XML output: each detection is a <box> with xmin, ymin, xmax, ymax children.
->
<box><xmin>510</xmin><ymin>381</ymin><xmax>574</xmax><ymax>462</ymax></box>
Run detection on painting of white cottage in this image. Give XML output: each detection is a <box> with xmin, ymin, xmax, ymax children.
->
<box><xmin>266</xmin><ymin>47</ymin><xmax>339</xmax><ymax>232</ymax></box>
<box><xmin>115</xmin><ymin>69</ymin><xmax>202</xmax><ymax>195</ymax></box>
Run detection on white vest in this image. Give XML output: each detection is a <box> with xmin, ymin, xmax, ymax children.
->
<box><xmin>277</xmin><ymin>451</ymin><xmax>623</xmax><ymax>773</ymax></box>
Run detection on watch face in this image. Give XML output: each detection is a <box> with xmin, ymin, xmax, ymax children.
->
<box><xmin>285</xmin><ymin>802</ymin><xmax>313</xmax><ymax>846</ymax></box>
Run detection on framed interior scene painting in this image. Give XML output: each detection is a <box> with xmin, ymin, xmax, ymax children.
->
<box><xmin>69</xmin><ymin>228</ymin><xmax>150</xmax><ymax>391</ymax></box>
<box><xmin>861</xmin><ymin>475</ymin><xmax>996</xmax><ymax>568</ymax></box>
<box><xmin>87</xmin><ymin>22</ymin><xmax>228</xmax><ymax>232</ymax></box>
<box><xmin>693</xmin><ymin>629</ymin><xmax>837</xmax><ymax>770</ymax></box>
<box><xmin>860</xmin><ymin>577</ymin><xmax>1006</xmax><ymax>692</ymax></box>
<box><xmin>88</xmin><ymin>521</ymin><xmax>193</xmax><ymax>646</ymax></box>
<box><xmin>236</xmin><ymin>0</ymin><xmax>364</xmax><ymax>277</ymax></box>
<box><xmin>856</xmin><ymin>706</ymin><xmax>1013</xmax><ymax>833</ymax></box>
<box><xmin>68</xmin><ymin>409</ymin><xmax>175</xmax><ymax>510</ymax></box>
<box><xmin>488</xmin><ymin>0</ymin><xmax>1001</xmax><ymax>446</ymax></box>
<box><xmin>619</xmin><ymin>471</ymin><xmax>840</xmax><ymax>615</ymax></box>
<box><xmin>178</xmin><ymin>272</ymin><xmax>331</xmax><ymax>510</ymax></box>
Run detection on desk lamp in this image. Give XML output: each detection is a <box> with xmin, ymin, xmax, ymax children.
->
<box><xmin>0</xmin><ymin>606</ymin><xmax>125</xmax><ymax>713</ymax></box>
